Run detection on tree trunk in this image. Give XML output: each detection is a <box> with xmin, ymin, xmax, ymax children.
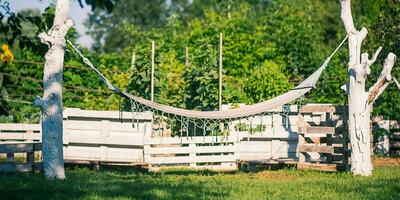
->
<box><xmin>340</xmin><ymin>0</ymin><xmax>396</xmax><ymax>176</ymax></box>
<box><xmin>35</xmin><ymin>0</ymin><xmax>73</xmax><ymax>180</ymax></box>
<box><xmin>348</xmin><ymin>91</ymin><xmax>372</xmax><ymax>175</ymax></box>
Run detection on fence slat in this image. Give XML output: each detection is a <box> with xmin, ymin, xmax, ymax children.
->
<box><xmin>146</xmin><ymin>145</ymin><xmax>235</xmax><ymax>155</ymax></box>
<box><xmin>147</xmin><ymin>154</ymin><xmax>236</xmax><ymax>164</ymax></box>
<box><xmin>145</xmin><ymin>136</ymin><xmax>236</xmax><ymax>145</ymax></box>
<box><xmin>0</xmin><ymin>143</ymin><xmax>36</xmax><ymax>153</ymax></box>
<box><xmin>0</xmin><ymin>124</ymin><xmax>41</xmax><ymax>131</ymax></box>
<box><xmin>298</xmin><ymin>144</ymin><xmax>334</xmax><ymax>154</ymax></box>
<box><xmin>0</xmin><ymin>133</ymin><xmax>41</xmax><ymax>140</ymax></box>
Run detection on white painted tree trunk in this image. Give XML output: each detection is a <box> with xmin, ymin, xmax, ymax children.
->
<box><xmin>340</xmin><ymin>0</ymin><xmax>397</xmax><ymax>176</ymax></box>
<box><xmin>35</xmin><ymin>0</ymin><xmax>73</xmax><ymax>179</ymax></box>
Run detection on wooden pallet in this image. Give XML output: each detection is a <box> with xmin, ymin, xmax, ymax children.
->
<box><xmin>297</xmin><ymin>105</ymin><xmax>349</xmax><ymax>172</ymax></box>
<box><xmin>0</xmin><ymin>142</ymin><xmax>42</xmax><ymax>173</ymax></box>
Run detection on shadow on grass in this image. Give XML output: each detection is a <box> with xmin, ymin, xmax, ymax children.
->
<box><xmin>1</xmin><ymin>165</ymin><xmax>399</xmax><ymax>199</ymax></box>
<box><xmin>0</xmin><ymin>166</ymin><xmax>234</xmax><ymax>200</ymax></box>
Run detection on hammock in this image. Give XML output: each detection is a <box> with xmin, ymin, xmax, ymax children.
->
<box><xmin>67</xmin><ymin>36</ymin><xmax>347</xmax><ymax>120</ymax></box>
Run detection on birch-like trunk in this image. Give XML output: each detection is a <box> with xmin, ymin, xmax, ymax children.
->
<box><xmin>340</xmin><ymin>0</ymin><xmax>396</xmax><ymax>176</ymax></box>
<box><xmin>35</xmin><ymin>0</ymin><xmax>73</xmax><ymax>179</ymax></box>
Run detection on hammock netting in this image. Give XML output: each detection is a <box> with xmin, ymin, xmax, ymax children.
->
<box><xmin>67</xmin><ymin>36</ymin><xmax>347</xmax><ymax>138</ymax></box>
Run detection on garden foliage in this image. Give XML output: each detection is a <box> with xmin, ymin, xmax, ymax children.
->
<box><xmin>0</xmin><ymin>0</ymin><xmax>399</xmax><ymax>122</ymax></box>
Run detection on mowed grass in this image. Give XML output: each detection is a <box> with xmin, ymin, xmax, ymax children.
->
<box><xmin>0</xmin><ymin>159</ymin><xmax>399</xmax><ymax>200</ymax></box>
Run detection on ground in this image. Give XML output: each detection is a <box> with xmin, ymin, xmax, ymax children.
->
<box><xmin>0</xmin><ymin>157</ymin><xmax>399</xmax><ymax>200</ymax></box>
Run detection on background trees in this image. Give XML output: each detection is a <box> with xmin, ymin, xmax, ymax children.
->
<box><xmin>0</xmin><ymin>0</ymin><xmax>399</xmax><ymax>122</ymax></box>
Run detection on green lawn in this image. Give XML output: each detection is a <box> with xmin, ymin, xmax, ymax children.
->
<box><xmin>0</xmin><ymin>165</ymin><xmax>399</xmax><ymax>200</ymax></box>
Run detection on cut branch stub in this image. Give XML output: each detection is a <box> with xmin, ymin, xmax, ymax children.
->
<box><xmin>361</xmin><ymin>47</ymin><xmax>382</xmax><ymax>76</ymax></box>
<box><xmin>368</xmin><ymin>53</ymin><xmax>397</xmax><ymax>104</ymax></box>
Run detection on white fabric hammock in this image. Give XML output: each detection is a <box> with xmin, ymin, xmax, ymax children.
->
<box><xmin>120</xmin><ymin>58</ymin><xmax>325</xmax><ymax>119</ymax></box>
<box><xmin>68</xmin><ymin>36</ymin><xmax>347</xmax><ymax>120</ymax></box>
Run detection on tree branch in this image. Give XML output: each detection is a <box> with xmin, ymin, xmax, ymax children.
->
<box><xmin>34</xmin><ymin>96</ymin><xmax>48</xmax><ymax>110</ymax></box>
<box><xmin>360</xmin><ymin>46</ymin><xmax>382</xmax><ymax>77</ymax></box>
<box><xmin>340</xmin><ymin>0</ymin><xmax>357</xmax><ymax>34</ymax></box>
<box><xmin>368</xmin><ymin>52</ymin><xmax>397</xmax><ymax>104</ymax></box>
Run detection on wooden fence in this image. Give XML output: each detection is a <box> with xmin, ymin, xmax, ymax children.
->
<box><xmin>0</xmin><ymin>108</ymin><xmax>152</xmax><ymax>166</ymax></box>
<box><xmin>144</xmin><ymin>135</ymin><xmax>238</xmax><ymax>171</ymax></box>
<box><xmin>0</xmin><ymin>124</ymin><xmax>41</xmax><ymax>142</ymax></box>
<box><xmin>297</xmin><ymin>105</ymin><xmax>349</xmax><ymax>172</ymax></box>
<box><xmin>374</xmin><ymin>119</ymin><xmax>400</xmax><ymax>156</ymax></box>
<box><xmin>233</xmin><ymin>110</ymin><xmax>299</xmax><ymax>161</ymax></box>
<box><xmin>0</xmin><ymin>142</ymin><xmax>42</xmax><ymax>172</ymax></box>
<box><xmin>63</xmin><ymin>108</ymin><xmax>152</xmax><ymax>165</ymax></box>
<box><xmin>0</xmin><ymin>105</ymin><xmax>347</xmax><ymax>171</ymax></box>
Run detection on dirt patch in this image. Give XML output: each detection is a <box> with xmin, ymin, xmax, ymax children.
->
<box><xmin>373</xmin><ymin>157</ymin><xmax>400</xmax><ymax>167</ymax></box>
<box><xmin>252</xmin><ymin>171</ymin><xmax>295</xmax><ymax>180</ymax></box>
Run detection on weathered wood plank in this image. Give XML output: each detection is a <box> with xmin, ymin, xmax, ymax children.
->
<box><xmin>389</xmin><ymin>120</ymin><xmax>400</xmax><ymax>130</ymax></box>
<box><xmin>0</xmin><ymin>143</ymin><xmax>39</xmax><ymax>153</ymax></box>
<box><xmin>63</xmin><ymin>146</ymin><xmax>144</xmax><ymax>162</ymax></box>
<box><xmin>0</xmin><ymin>133</ymin><xmax>41</xmax><ymax>140</ymax></box>
<box><xmin>237</xmin><ymin>153</ymin><xmax>273</xmax><ymax>161</ymax></box>
<box><xmin>64</xmin><ymin>108</ymin><xmax>152</xmax><ymax>120</ymax></box>
<box><xmin>304</xmin><ymin>154</ymin><xmax>345</xmax><ymax>163</ymax></box>
<box><xmin>64</xmin><ymin>134</ymin><xmax>144</xmax><ymax>146</ymax></box>
<box><xmin>236</xmin><ymin>132</ymin><xmax>298</xmax><ymax>141</ymax></box>
<box><xmin>304</xmin><ymin>137</ymin><xmax>323</xmax><ymax>144</ymax></box>
<box><xmin>147</xmin><ymin>155</ymin><xmax>236</xmax><ymax>164</ymax></box>
<box><xmin>149</xmin><ymin>163</ymin><xmax>237</xmax><ymax>172</ymax></box>
<box><xmin>298</xmin><ymin>126</ymin><xmax>335</xmax><ymax>135</ymax></box>
<box><xmin>390</xmin><ymin>142</ymin><xmax>400</xmax><ymax>148</ymax></box>
<box><xmin>298</xmin><ymin>144</ymin><xmax>333</xmax><ymax>154</ymax></box>
<box><xmin>65</xmin><ymin>120</ymin><xmax>148</xmax><ymax>133</ymax></box>
<box><xmin>0</xmin><ymin>124</ymin><xmax>41</xmax><ymax>131</ymax></box>
<box><xmin>145</xmin><ymin>145</ymin><xmax>235</xmax><ymax>155</ymax></box>
<box><xmin>299</xmin><ymin>105</ymin><xmax>335</xmax><ymax>113</ymax></box>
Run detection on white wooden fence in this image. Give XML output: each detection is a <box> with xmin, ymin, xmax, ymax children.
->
<box><xmin>0</xmin><ymin>108</ymin><xmax>152</xmax><ymax>165</ymax></box>
<box><xmin>62</xmin><ymin>108</ymin><xmax>152</xmax><ymax>164</ymax></box>
<box><xmin>0</xmin><ymin>142</ymin><xmax>42</xmax><ymax>172</ymax></box>
<box><xmin>0</xmin><ymin>105</ymin><xmax>345</xmax><ymax>171</ymax></box>
<box><xmin>374</xmin><ymin>118</ymin><xmax>400</xmax><ymax>156</ymax></box>
<box><xmin>227</xmin><ymin>105</ymin><xmax>299</xmax><ymax>161</ymax></box>
<box><xmin>144</xmin><ymin>136</ymin><xmax>238</xmax><ymax>171</ymax></box>
<box><xmin>0</xmin><ymin>124</ymin><xmax>41</xmax><ymax>142</ymax></box>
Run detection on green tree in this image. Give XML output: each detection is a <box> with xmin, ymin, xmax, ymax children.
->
<box><xmin>244</xmin><ymin>61</ymin><xmax>292</xmax><ymax>103</ymax></box>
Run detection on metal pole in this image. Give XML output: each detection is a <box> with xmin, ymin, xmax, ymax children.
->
<box><xmin>184</xmin><ymin>47</ymin><xmax>189</xmax><ymax>105</ymax></box>
<box><xmin>219</xmin><ymin>33</ymin><xmax>224</xmax><ymax>132</ymax></box>
<box><xmin>127</xmin><ymin>50</ymin><xmax>136</xmax><ymax>92</ymax></box>
<box><xmin>218</xmin><ymin>33</ymin><xmax>223</xmax><ymax>111</ymax></box>
<box><xmin>151</xmin><ymin>41</ymin><xmax>155</xmax><ymax>102</ymax></box>
<box><xmin>130</xmin><ymin>50</ymin><xmax>136</xmax><ymax>71</ymax></box>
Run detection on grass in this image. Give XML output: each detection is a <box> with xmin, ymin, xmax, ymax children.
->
<box><xmin>0</xmin><ymin>160</ymin><xmax>399</xmax><ymax>199</ymax></box>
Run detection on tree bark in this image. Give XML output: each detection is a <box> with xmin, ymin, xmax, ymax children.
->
<box><xmin>35</xmin><ymin>0</ymin><xmax>72</xmax><ymax>180</ymax></box>
<box><xmin>340</xmin><ymin>0</ymin><xmax>396</xmax><ymax>176</ymax></box>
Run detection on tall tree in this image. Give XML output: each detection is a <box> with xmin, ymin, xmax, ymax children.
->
<box><xmin>34</xmin><ymin>0</ymin><xmax>73</xmax><ymax>179</ymax></box>
<box><xmin>30</xmin><ymin>0</ymin><xmax>118</xmax><ymax>179</ymax></box>
<box><xmin>340</xmin><ymin>0</ymin><xmax>397</xmax><ymax>176</ymax></box>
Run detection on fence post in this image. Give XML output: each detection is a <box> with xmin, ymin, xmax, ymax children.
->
<box><xmin>27</xmin><ymin>143</ymin><xmax>35</xmax><ymax>172</ymax></box>
<box><xmin>6</xmin><ymin>153</ymin><xmax>14</xmax><ymax>162</ymax></box>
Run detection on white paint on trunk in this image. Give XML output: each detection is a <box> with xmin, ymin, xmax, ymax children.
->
<box><xmin>35</xmin><ymin>0</ymin><xmax>73</xmax><ymax>180</ymax></box>
<box><xmin>340</xmin><ymin>0</ymin><xmax>396</xmax><ymax>176</ymax></box>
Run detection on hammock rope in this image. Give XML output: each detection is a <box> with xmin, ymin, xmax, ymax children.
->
<box><xmin>393</xmin><ymin>77</ymin><xmax>400</xmax><ymax>90</ymax></box>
